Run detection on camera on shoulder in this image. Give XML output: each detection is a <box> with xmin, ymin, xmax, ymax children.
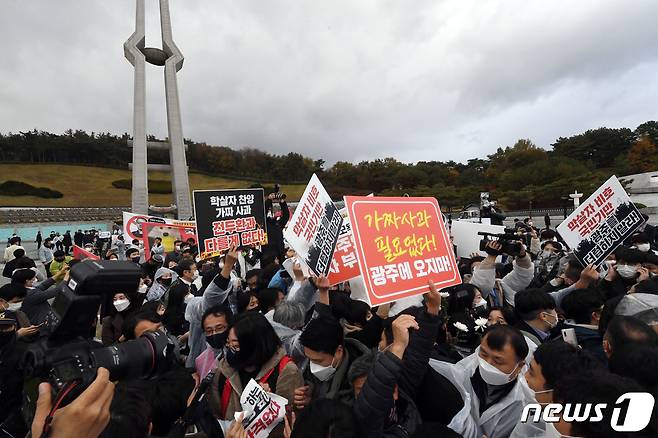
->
<box><xmin>22</xmin><ymin>260</ymin><xmax>177</xmax><ymax>409</ymax></box>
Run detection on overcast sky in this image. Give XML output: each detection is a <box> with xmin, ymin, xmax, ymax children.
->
<box><xmin>1</xmin><ymin>0</ymin><xmax>658</xmax><ymax>165</ymax></box>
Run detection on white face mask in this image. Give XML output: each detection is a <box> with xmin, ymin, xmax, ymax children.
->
<box><xmin>637</xmin><ymin>243</ymin><xmax>650</xmax><ymax>253</ymax></box>
<box><xmin>7</xmin><ymin>302</ymin><xmax>22</xmax><ymax>311</ymax></box>
<box><xmin>184</xmin><ymin>294</ymin><xmax>194</xmax><ymax>304</ymax></box>
<box><xmin>137</xmin><ymin>284</ymin><xmax>148</xmax><ymax>294</ymax></box>
<box><xmin>310</xmin><ymin>357</ymin><xmax>337</xmax><ymax>381</ymax></box>
<box><xmin>191</xmin><ymin>271</ymin><xmax>199</xmax><ymax>281</ymax></box>
<box><xmin>113</xmin><ymin>299</ymin><xmax>130</xmax><ymax>312</ymax></box>
<box><xmin>474</xmin><ymin>298</ymin><xmax>487</xmax><ymax>308</ymax></box>
<box><xmin>616</xmin><ymin>264</ymin><xmax>638</xmax><ymax>279</ymax></box>
<box><xmin>542</xmin><ymin>311</ymin><xmax>558</xmax><ymax>330</ymax></box>
<box><xmin>478</xmin><ymin>356</ymin><xmax>521</xmax><ymax>386</ymax></box>
<box><xmin>519</xmin><ymin>374</ymin><xmax>553</xmax><ymax>404</ymax></box>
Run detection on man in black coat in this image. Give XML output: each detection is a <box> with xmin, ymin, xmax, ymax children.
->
<box><xmin>0</xmin><ymin>311</ymin><xmax>29</xmax><ymax>437</ymax></box>
<box><xmin>350</xmin><ymin>285</ymin><xmax>460</xmax><ymax>437</ymax></box>
<box><xmin>2</xmin><ymin>248</ymin><xmax>36</xmax><ymax>279</ymax></box>
<box><xmin>62</xmin><ymin>231</ymin><xmax>73</xmax><ymax>254</ymax></box>
<box><xmin>74</xmin><ymin>229</ymin><xmax>84</xmax><ymax>247</ymax></box>
<box><xmin>262</xmin><ymin>192</ymin><xmax>290</xmax><ymax>263</ymax></box>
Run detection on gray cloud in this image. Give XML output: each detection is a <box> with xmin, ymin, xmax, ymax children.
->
<box><xmin>1</xmin><ymin>0</ymin><xmax>657</xmax><ymax>166</ymax></box>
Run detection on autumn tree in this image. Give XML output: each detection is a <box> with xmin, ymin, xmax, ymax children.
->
<box><xmin>628</xmin><ymin>136</ymin><xmax>658</xmax><ymax>173</ymax></box>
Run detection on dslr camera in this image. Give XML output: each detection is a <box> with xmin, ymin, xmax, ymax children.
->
<box><xmin>478</xmin><ymin>228</ymin><xmax>524</xmax><ymax>257</ymax></box>
<box><xmin>22</xmin><ymin>260</ymin><xmax>177</xmax><ymax>408</ymax></box>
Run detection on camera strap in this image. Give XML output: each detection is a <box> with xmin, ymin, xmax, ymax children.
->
<box><xmin>40</xmin><ymin>380</ymin><xmax>80</xmax><ymax>438</ymax></box>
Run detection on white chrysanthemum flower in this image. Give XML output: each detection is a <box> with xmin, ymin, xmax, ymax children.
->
<box><xmin>453</xmin><ymin>321</ymin><xmax>468</xmax><ymax>333</ymax></box>
<box><xmin>474</xmin><ymin>317</ymin><xmax>488</xmax><ymax>332</ymax></box>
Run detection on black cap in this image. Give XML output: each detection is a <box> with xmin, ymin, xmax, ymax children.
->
<box><xmin>0</xmin><ymin>310</ymin><xmax>18</xmax><ymax>328</ymax></box>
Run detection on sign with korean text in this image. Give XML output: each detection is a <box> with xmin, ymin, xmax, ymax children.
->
<box><xmin>122</xmin><ymin>212</ymin><xmax>195</xmax><ymax>241</ymax></box>
<box><xmin>236</xmin><ymin>379</ymin><xmax>287</xmax><ymax>438</ymax></box>
<box><xmin>141</xmin><ymin>222</ymin><xmax>197</xmax><ymax>259</ymax></box>
<box><xmin>283</xmin><ymin>174</ymin><xmax>343</xmax><ymax>277</ymax></box>
<box><xmin>327</xmin><ymin>208</ymin><xmax>360</xmax><ymax>285</ymax></box>
<box><xmin>557</xmin><ymin>175</ymin><xmax>645</xmax><ymax>266</ymax></box>
<box><xmin>193</xmin><ymin>189</ymin><xmax>267</xmax><ymax>260</ymax></box>
<box><xmin>345</xmin><ymin>196</ymin><xmax>461</xmax><ymax>306</ymax></box>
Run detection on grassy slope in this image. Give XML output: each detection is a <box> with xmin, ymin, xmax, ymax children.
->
<box><xmin>0</xmin><ymin>164</ymin><xmax>306</xmax><ymax>207</ymax></box>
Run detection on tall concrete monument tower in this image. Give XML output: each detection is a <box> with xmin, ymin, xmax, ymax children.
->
<box><xmin>124</xmin><ymin>0</ymin><xmax>192</xmax><ymax>220</ymax></box>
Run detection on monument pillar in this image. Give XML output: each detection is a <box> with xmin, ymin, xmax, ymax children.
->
<box><xmin>123</xmin><ymin>0</ymin><xmax>148</xmax><ymax>215</ymax></box>
<box><xmin>124</xmin><ymin>0</ymin><xmax>192</xmax><ymax>220</ymax></box>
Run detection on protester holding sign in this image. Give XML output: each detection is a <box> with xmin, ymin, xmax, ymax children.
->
<box><xmin>193</xmin><ymin>189</ymin><xmax>268</xmax><ymax>260</ymax></box>
<box><xmin>285</xmin><ymin>174</ymin><xmax>343</xmax><ymax>277</ymax></box>
<box><xmin>344</xmin><ymin>196</ymin><xmax>461</xmax><ymax>306</ymax></box>
<box><xmin>6</xmin><ymin>174</ymin><xmax>658</xmax><ymax>438</ymax></box>
<box><xmin>208</xmin><ymin>311</ymin><xmax>303</xmax><ymax>428</ymax></box>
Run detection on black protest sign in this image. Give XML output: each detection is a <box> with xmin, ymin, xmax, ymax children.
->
<box><xmin>193</xmin><ymin>188</ymin><xmax>267</xmax><ymax>259</ymax></box>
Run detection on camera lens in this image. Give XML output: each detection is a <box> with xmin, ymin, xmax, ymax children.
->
<box><xmin>91</xmin><ymin>330</ymin><xmax>173</xmax><ymax>381</ymax></box>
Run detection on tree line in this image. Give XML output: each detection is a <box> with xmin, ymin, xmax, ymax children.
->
<box><xmin>1</xmin><ymin>121</ymin><xmax>657</xmax><ymax>210</ymax></box>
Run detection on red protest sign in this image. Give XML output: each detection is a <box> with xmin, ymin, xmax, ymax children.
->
<box><xmin>327</xmin><ymin>212</ymin><xmax>360</xmax><ymax>286</ymax></box>
<box><xmin>73</xmin><ymin>245</ymin><xmax>99</xmax><ymax>261</ymax></box>
<box><xmin>345</xmin><ymin>196</ymin><xmax>461</xmax><ymax>306</ymax></box>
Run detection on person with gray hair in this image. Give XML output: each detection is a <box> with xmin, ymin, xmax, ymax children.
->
<box><xmin>265</xmin><ymin>279</ymin><xmax>318</xmax><ymax>364</ymax></box>
<box><xmin>273</xmin><ymin>301</ymin><xmax>306</xmax><ymax>330</ymax></box>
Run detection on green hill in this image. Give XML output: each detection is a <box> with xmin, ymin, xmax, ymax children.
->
<box><xmin>0</xmin><ymin>164</ymin><xmax>306</xmax><ymax>207</ymax></box>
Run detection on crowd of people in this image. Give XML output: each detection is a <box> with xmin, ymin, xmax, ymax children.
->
<box><xmin>1</xmin><ymin>205</ymin><xmax>658</xmax><ymax>438</ymax></box>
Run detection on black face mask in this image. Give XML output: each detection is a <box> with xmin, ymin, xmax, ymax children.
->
<box><xmin>131</xmin><ymin>257</ymin><xmax>141</xmax><ymax>264</ymax></box>
<box><xmin>160</xmin><ymin>278</ymin><xmax>172</xmax><ymax>287</ymax></box>
<box><xmin>206</xmin><ymin>331</ymin><xmax>228</xmax><ymax>350</ymax></box>
<box><xmin>0</xmin><ymin>330</ymin><xmax>16</xmax><ymax>348</ymax></box>
<box><xmin>224</xmin><ymin>346</ymin><xmax>241</xmax><ymax>368</ymax></box>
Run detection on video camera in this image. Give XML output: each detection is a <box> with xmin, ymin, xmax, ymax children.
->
<box><xmin>478</xmin><ymin>228</ymin><xmax>525</xmax><ymax>257</ymax></box>
<box><xmin>22</xmin><ymin>260</ymin><xmax>177</xmax><ymax>408</ymax></box>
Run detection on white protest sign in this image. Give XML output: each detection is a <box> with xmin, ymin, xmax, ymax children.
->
<box><xmin>282</xmin><ymin>256</ymin><xmax>311</xmax><ymax>280</ymax></box>
<box><xmin>283</xmin><ymin>174</ymin><xmax>343</xmax><ymax>276</ymax></box>
<box><xmin>450</xmin><ymin>220</ymin><xmax>506</xmax><ymax>258</ymax></box>
<box><xmin>234</xmin><ymin>379</ymin><xmax>288</xmax><ymax>438</ymax></box>
<box><xmin>557</xmin><ymin>175</ymin><xmax>645</xmax><ymax>266</ymax></box>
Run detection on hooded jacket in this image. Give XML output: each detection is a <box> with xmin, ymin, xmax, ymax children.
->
<box><xmin>184</xmin><ymin>272</ymin><xmax>233</xmax><ymax>368</ymax></box>
<box><xmin>429</xmin><ymin>348</ymin><xmax>528</xmax><ymax>438</ymax></box>
<box><xmin>147</xmin><ymin>267</ymin><xmax>178</xmax><ymax>302</ymax></box>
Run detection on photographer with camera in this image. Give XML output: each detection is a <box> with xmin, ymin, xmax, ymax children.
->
<box><xmin>30</xmin><ymin>367</ymin><xmax>115</xmax><ymax>438</ymax></box>
<box><xmin>0</xmin><ymin>310</ymin><xmax>31</xmax><ymax>437</ymax></box>
<box><xmin>470</xmin><ymin>238</ymin><xmax>534</xmax><ymax>308</ymax></box>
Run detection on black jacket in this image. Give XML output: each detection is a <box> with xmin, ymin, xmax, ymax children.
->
<box><xmin>354</xmin><ymin>351</ymin><xmax>423</xmax><ymax>438</ymax></box>
<box><xmin>263</xmin><ymin>200</ymin><xmax>290</xmax><ymax>260</ymax></box>
<box><xmin>353</xmin><ymin>309</ymin><xmax>442</xmax><ymax>437</ymax></box>
<box><xmin>599</xmin><ymin>277</ymin><xmax>634</xmax><ymax>301</ymax></box>
<box><xmin>0</xmin><ymin>335</ymin><xmax>29</xmax><ymax>437</ymax></box>
<box><xmin>2</xmin><ymin>256</ymin><xmax>36</xmax><ymax>278</ymax></box>
<box><xmin>21</xmin><ymin>278</ymin><xmax>59</xmax><ymax>332</ymax></box>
